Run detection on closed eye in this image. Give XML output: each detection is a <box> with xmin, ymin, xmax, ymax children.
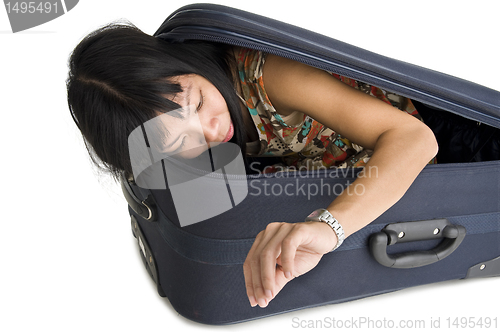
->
<box><xmin>163</xmin><ymin>134</ymin><xmax>186</xmax><ymax>155</ymax></box>
<box><xmin>196</xmin><ymin>90</ymin><xmax>204</xmax><ymax>112</ymax></box>
<box><xmin>174</xmin><ymin>136</ymin><xmax>187</xmax><ymax>153</ymax></box>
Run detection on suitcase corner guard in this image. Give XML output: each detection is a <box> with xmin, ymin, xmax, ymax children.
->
<box><xmin>131</xmin><ymin>215</ymin><xmax>166</xmax><ymax>297</ymax></box>
<box><xmin>369</xmin><ymin>219</ymin><xmax>466</xmax><ymax>269</ymax></box>
<box><xmin>465</xmin><ymin>256</ymin><xmax>500</xmax><ymax>279</ymax></box>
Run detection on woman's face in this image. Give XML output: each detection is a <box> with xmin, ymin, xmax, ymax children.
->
<box><xmin>155</xmin><ymin>74</ymin><xmax>234</xmax><ymax>159</ymax></box>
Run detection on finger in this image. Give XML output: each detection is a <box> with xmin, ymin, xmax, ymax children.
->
<box><xmin>272</xmin><ymin>263</ymin><xmax>294</xmax><ymax>297</ymax></box>
<box><xmin>242</xmin><ymin>259</ymin><xmax>257</xmax><ymax>307</ymax></box>
<box><xmin>244</xmin><ymin>225</ymin><xmax>276</xmax><ymax>307</ymax></box>
<box><xmin>250</xmin><ymin>254</ymin><xmax>268</xmax><ymax>307</ymax></box>
<box><xmin>258</xmin><ymin>224</ymin><xmax>292</xmax><ymax>300</ymax></box>
<box><xmin>249</xmin><ymin>223</ymin><xmax>283</xmax><ymax>307</ymax></box>
<box><xmin>280</xmin><ymin>223</ymin><xmax>303</xmax><ymax>280</ymax></box>
<box><xmin>243</xmin><ymin>231</ymin><xmax>265</xmax><ymax>307</ymax></box>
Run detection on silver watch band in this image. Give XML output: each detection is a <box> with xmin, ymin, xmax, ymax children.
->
<box><xmin>305</xmin><ymin>208</ymin><xmax>345</xmax><ymax>252</ymax></box>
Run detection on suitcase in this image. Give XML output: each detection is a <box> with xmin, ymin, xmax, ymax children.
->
<box><xmin>121</xmin><ymin>4</ymin><xmax>500</xmax><ymax>325</ymax></box>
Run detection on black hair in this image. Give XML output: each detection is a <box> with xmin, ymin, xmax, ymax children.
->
<box><xmin>67</xmin><ymin>22</ymin><xmax>246</xmax><ymax>181</ymax></box>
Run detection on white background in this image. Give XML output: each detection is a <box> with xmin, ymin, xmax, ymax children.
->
<box><xmin>1</xmin><ymin>1</ymin><xmax>499</xmax><ymax>331</ymax></box>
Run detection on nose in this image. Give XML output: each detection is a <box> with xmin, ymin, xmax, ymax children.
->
<box><xmin>201</xmin><ymin>115</ymin><xmax>220</xmax><ymax>143</ymax></box>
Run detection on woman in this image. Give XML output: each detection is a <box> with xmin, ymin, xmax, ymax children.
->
<box><xmin>67</xmin><ymin>23</ymin><xmax>438</xmax><ymax>309</ymax></box>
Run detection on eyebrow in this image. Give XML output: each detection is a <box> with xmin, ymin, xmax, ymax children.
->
<box><xmin>161</xmin><ymin>83</ymin><xmax>193</xmax><ymax>150</ymax></box>
<box><xmin>166</xmin><ymin>82</ymin><xmax>192</xmax><ymax>120</ymax></box>
<box><xmin>186</xmin><ymin>83</ymin><xmax>192</xmax><ymax>108</ymax></box>
<box><xmin>161</xmin><ymin>122</ymin><xmax>179</xmax><ymax>150</ymax></box>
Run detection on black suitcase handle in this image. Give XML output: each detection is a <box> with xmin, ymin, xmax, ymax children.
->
<box><xmin>369</xmin><ymin>219</ymin><xmax>466</xmax><ymax>268</ymax></box>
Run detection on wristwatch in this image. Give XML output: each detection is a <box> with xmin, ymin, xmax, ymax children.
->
<box><xmin>305</xmin><ymin>208</ymin><xmax>345</xmax><ymax>252</ymax></box>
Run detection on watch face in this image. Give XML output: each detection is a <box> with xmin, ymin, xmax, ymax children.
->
<box><xmin>308</xmin><ymin>210</ymin><xmax>320</xmax><ymax>218</ymax></box>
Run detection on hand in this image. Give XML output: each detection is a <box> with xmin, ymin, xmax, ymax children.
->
<box><xmin>243</xmin><ymin>221</ymin><xmax>338</xmax><ymax>308</ymax></box>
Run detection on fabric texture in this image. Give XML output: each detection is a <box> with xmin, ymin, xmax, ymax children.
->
<box><xmin>236</xmin><ymin>48</ymin><xmax>434</xmax><ymax>171</ymax></box>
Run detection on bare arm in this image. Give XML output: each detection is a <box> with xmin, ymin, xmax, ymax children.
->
<box><xmin>243</xmin><ymin>54</ymin><xmax>438</xmax><ymax>308</ymax></box>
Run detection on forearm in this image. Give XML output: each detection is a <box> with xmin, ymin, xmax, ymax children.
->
<box><xmin>326</xmin><ymin>123</ymin><xmax>438</xmax><ymax>238</ymax></box>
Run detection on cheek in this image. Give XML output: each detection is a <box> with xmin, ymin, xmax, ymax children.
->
<box><xmin>197</xmin><ymin>94</ymin><xmax>229</xmax><ymax>127</ymax></box>
<box><xmin>215</xmin><ymin>98</ymin><xmax>231</xmax><ymax>122</ymax></box>
<box><xmin>208</xmin><ymin>85</ymin><xmax>229</xmax><ymax>115</ymax></box>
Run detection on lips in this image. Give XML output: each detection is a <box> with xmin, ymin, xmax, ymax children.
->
<box><xmin>222</xmin><ymin>121</ymin><xmax>234</xmax><ymax>143</ymax></box>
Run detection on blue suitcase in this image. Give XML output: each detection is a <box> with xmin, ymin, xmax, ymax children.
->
<box><xmin>122</xmin><ymin>4</ymin><xmax>500</xmax><ymax>325</ymax></box>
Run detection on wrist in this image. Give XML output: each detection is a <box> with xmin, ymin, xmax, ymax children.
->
<box><xmin>305</xmin><ymin>208</ymin><xmax>345</xmax><ymax>252</ymax></box>
<box><xmin>315</xmin><ymin>221</ymin><xmax>339</xmax><ymax>254</ymax></box>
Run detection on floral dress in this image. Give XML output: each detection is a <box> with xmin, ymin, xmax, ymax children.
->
<box><xmin>236</xmin><ymin>48</ymin><xmax>435</xmax><ymax>172</ymax></box>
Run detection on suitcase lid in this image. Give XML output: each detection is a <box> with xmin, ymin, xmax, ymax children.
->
<box><xmin>154</xmin><ymin>3</ymin><xmax>500</xmax><ymax>129</ymax></box>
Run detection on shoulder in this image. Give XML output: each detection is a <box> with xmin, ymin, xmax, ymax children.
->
<box><xmin>261</xmin><ymin>54</ymin><xmax>427</xmax><ymax>150</ymax></box>
<box><xmin>262</xmin><ymin>53</ymin><xmax>348</xmax><ymax>116</ymax></box>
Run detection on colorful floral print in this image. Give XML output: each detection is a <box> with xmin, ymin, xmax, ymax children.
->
<box><xmin>237</xmin><ymin>48</ymin><xmax>436</xmax><ymax>171</ymax></box>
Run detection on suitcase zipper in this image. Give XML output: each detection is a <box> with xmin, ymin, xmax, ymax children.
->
<box><xmin>162</xmin><ymin>27</ymin><xmax>377</xmax><ymax>84</ymax></box>
<box><xmin>158</xmin><ymin>24</ymin><xmax>500</xmax><ymax>130</ymax></box>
